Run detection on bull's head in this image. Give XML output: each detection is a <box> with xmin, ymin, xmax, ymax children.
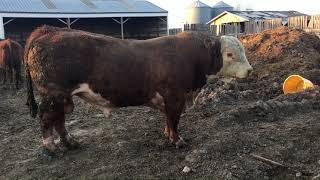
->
<box><xmin>219</xmin><ymin>36</ymin><xmax>253</xmax><ymax>78</ymax></box>
<box><xmin>205</xmin><ymin>35</ymin><xmax>253</xmax><ymax>79</ymax></box>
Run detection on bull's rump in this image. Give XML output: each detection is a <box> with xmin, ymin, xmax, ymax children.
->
<box><xmin>26</xmin><ymin>28</ymin><xmax>193</xmax><ymax>107</ymax></box>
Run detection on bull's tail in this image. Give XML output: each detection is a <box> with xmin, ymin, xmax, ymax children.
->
<box><xmin>23</xmin><ymin>27</ymin><xmax>48</xmax><ymax>118</ymax></box>
<box><xmin>25</xmin><ymin>63</ymin><xmax>38</xmax><ymax>118</ymax></box>
<box><xmin>24</xmin><ymin>38</ymin><xmax>38</xmax><ymax>118</ymax></box>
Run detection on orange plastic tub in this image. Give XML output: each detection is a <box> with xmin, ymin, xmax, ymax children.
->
<box><xmin>283</xmin><ymin>75</ymin><xmax>314</xmax><ymax>95</ymax></box>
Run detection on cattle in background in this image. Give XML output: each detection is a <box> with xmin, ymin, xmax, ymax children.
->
<box><xmin>0</xmin><ymin>39</ymin><xmax>23</xmax><ymax>89</ymax></box>
<box><xmin>24</xmin><ymin>25</ymin><xmax>253</xmax><ymax>157</ymax></box>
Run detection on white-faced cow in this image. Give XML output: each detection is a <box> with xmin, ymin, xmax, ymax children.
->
<box><xmin>25</xmin><ymin>25</ymin><xmax>253</xmax><ymax>157</ymax></box>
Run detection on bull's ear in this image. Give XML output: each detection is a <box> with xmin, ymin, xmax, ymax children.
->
<box><xmin>204</xmin><ymin>39</ymin><xmax>214</xmax><ymax>49</ymax></box>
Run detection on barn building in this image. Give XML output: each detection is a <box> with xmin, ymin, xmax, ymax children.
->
<box><xmin>206</xmin><ymin>10</ymin><xmax>306</xmax><ymax>34</ymax></box>
<box><xmin>0</xmin><ymin>0</ymin><xmax>168</xmax><ymax>44</ymax></box>
<box><xmin>207</xmin><ymin>11</ymin><xmax>305</xmax><ymax>27</ymax></box>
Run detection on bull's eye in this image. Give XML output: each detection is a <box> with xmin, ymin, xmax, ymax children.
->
<box><xmin>227</xmin><ymin>53</ymin><xmax>233</xmax><ymax>57</ymax></box>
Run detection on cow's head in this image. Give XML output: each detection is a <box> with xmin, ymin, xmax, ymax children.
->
<box><xmin>219</xmin><ymin>36</ymin><xmax>253</xmax><ymax>78</ymax></box>
<box><xmin>205</xmin><ymin>35</ymin><xmax>253</xmax><ymax>79</ymax></box>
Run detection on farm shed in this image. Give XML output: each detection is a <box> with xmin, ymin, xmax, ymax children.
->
<box><xmin>207</xmin><ymin>11</ymin><xmax>306</xmax><ymax>35</ymax></box>
<box><xmin>207</xmin><ymin>11</ymin><xmax>305</xmax><ymax>26</ymax></box>
<box><xmin>0</xmin><ymin>0</ymin><xmax>168</xmax><ymax>44</ymax></box>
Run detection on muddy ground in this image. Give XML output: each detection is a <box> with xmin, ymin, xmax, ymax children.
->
<box><xmin>1</xmin><ymin>27</ymin><xmax>320</xmax><ymax>179</ymax></box>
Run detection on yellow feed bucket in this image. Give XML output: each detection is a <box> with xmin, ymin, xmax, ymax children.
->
<box><xmin>283</xmin><ymin>75</ymin><xmax>314</xmax><ymax>95</ymax></box>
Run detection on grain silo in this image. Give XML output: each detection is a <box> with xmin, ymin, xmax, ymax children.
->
<box><xmin>212</xmin><ymin>1</ymin><xmax>233</xmax><ymax>18</ymax></box>
<box><xmin>185</xmin><ymin>0</ymin><xmax>212</xmax><ymax>25</ymax></box>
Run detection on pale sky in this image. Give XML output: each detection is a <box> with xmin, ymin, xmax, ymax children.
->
<box><xmin>147</xmin><ymin>0</ymin><xmax>320</xmax><ymax>28</ymax></box>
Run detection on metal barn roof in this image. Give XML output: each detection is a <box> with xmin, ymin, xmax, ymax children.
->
<box><xmin>187</xmin><ymin>0</ymin><xmax>211</xmax><ymax>8</ymax></box>
<box><xmin>0</xmin><ymin>0</ymin><xmax>167</xmax><ymax>14</ymax></box>
<box><xmin>212</xmin><ymin>1</ymin><xmax>233</xmax><ymax>9</ymax></box>
<box><xmin>207</xmin><ymin>10</ymin><xmax>306</xmax><ymax>24</ymax></box>
<box><xmin>230</xmin><ymin>11</ymin><xmax>306</xmax><ymax>21</ymax></box>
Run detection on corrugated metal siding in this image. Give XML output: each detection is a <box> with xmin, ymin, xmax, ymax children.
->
<box><xmin>207</xmin><ymin>11</ymin><xmax>306</xmax><ymax>25</ymax></box>
<box><xmin>231</xmin><ymin>11</ymin><xmax>306</xmax><ymax>21</ymax></box>
<box><xmin>0</xmin><ymin>0</ymin><xmax>167</xmax><ymax>14</ymax></box>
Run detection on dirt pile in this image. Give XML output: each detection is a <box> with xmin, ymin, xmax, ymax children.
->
<box><xmin>188</xmin><ymin>27</ymin><xmax>320</xmax><ymax>179</ymax></box>
<box><xmin>240</xmin><ymin>27</ymin><xmax>320</xmax><ymax>61</ymax></box>
<box><xmin>197</xmin><ymin>27</ymin><xmax>320</xmax><ymax>105</ymax></box>
<box><xmin>243</xmin><ymin>27</ymin><xmax>320</xmax><ymax>93</ymax></box>
<box><xmin>196</xmin><ymin>27</ymin><xmax>320</xmax><ymax>105</ymax></box>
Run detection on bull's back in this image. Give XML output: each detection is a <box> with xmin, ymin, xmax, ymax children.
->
<box><xmin>26</xmin><ymin>28</ymin><xmax>153</xmax><ymax>104</ymax></box>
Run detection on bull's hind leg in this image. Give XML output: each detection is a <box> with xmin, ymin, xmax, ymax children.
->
<box><xmin>39</xmin><ymin>96</ymin><xmax>64</xmax><ymax>156</ymax></box>
<box><xmin>54</xmin><ymin>96</ymin><xmax>79</xmax><ymax>150</ymax></box>
<box><xmin>163</xmin><ymin>92</ymin><xmax>186</xmax><ymax>148</ymax></box>
<box><xmin>54</xmin><ymin>117</ymin><xmax>79</xmax><ymax>150</ymax></box>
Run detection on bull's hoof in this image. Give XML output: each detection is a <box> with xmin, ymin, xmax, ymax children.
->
<box><xmin>164</xmin><ymin>128</ymin><xmax>169</xmax><ymax>138</ymax></box>
<box><xmin>41</xmin><ymin>147</ymin><xmax>56</xmax><ymax>161</ymax></box>
<box><xmin>61</xmin><ymin>137</ymin><xmax>80</xmax><ymax>150</ymax></box>
<box><xmin>174</xmin><ymin>137</ymin><xmax>187</xmax><ymax>149</ymax></box>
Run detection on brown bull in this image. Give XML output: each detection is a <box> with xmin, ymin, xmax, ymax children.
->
<box><xmin>0</xmin><ymin>39</ymin><xmax>23</xmax><ymax>88</ymax></box>
<box><xmin>25</xmin><ymin>25</ymin><xmax>252</xmax><ymax>157</ymax></box>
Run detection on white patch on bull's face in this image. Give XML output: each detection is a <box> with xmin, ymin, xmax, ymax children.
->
<box><xmin>72</xmin><ymin>83</ymin><xmax>113</xmax><ymax>117</ymax></box>
<box><xmin>218</xmin><ymin>36</ymin><xmax>253</xmax><ymax>78</ymax></box>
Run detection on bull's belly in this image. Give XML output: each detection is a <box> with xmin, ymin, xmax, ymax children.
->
<box><xmin>71</xmin><ymin>83</ymin><xmax>164</xmax><ymax>116</ymax></box>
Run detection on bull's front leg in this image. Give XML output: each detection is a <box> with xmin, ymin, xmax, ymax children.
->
<box><xmin>163</xmin><ymin>92</ymin><xmax>187</xmax><ymax>148</ymax></box>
